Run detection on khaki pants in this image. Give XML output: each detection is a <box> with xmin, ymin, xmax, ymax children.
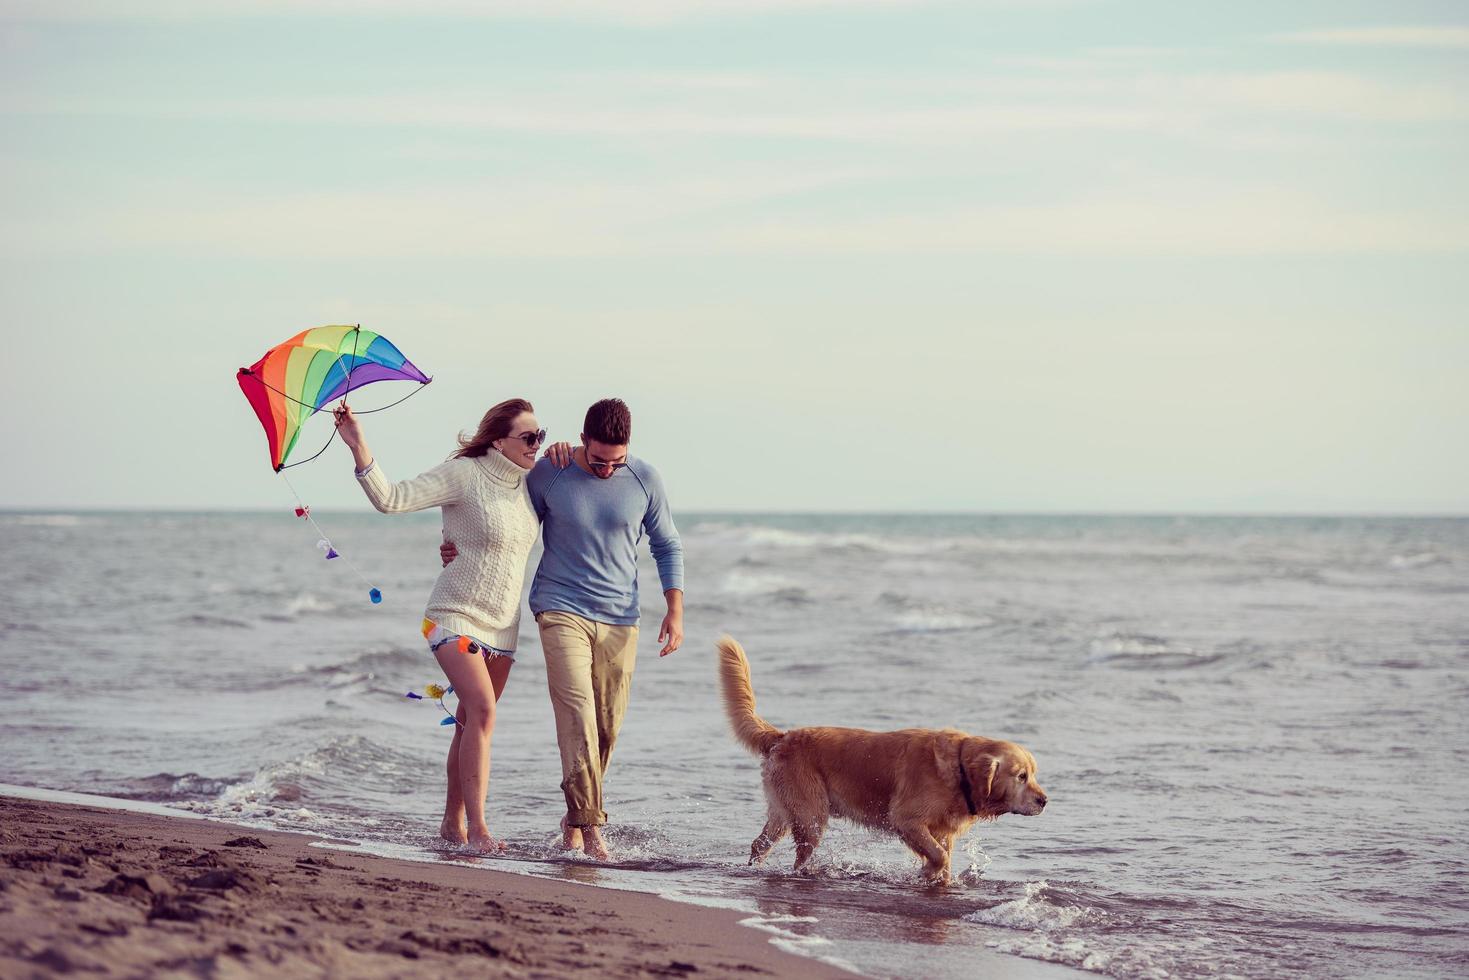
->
<box><xmin>536</xmin><ymin>610</ymin><xmax>638</xmax><ymax>827</ymax></box>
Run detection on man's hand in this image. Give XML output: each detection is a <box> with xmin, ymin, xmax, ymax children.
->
<box><xmin>440</xmin><ymin>540</ymin><xmax>458</xmax><ymax>567</ymax></box>
<box><xmin>543</xmin><ymin>442</ymin><xmax>575</xmax><ymax>468</ymax></box>
<box><xmin>658</xmin><ymin>589</ymin><xmax>684</xmax><ymax>656</ymax></box>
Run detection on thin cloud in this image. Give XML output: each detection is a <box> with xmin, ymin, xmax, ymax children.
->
<box><xmin>10</xmin><ymin>175</ymin><xmax>1465</xmax><ymax>259</ymax></box>
<box><xmin>1271</xmin><ymin>26</ymin><xmax>1469</xmax><ymax>49</ymax></box>
<box><xmin>721</xmin><ymin>185</ymin><xmax>1469</xmax><ymax>256</ymax></box>
<box><xmin>0</xmin><ymin>0</ymin><xmax>1063</xmax><ymax>25</ymax></box>
<box><xmin>6</xmin><ymin>67</ymin><xmax>1461</xmax><ymax>142</ymax></box>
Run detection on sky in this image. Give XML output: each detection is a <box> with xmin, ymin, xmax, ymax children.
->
<box><xmin>1</xmin><ymin>0</ymin><xmax>1465</xmax><ymax>513</ymax></box>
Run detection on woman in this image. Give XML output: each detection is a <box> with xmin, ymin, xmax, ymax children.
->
<box><xmin>334</xmin><ymin>398</ymin><xmax>545</xmax><ymax>853</ymax></box>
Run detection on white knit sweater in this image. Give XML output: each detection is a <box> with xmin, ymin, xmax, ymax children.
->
<box><xmin>356</xmin><ymin>450</ymin><xmax>539</xmax><ymax>651</ymax></box>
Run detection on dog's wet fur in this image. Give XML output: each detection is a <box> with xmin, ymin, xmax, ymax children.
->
<box><xmin>717</xmin><ymin>637</ymin><xmax>1047</xmax><ymax>883</ymax></box>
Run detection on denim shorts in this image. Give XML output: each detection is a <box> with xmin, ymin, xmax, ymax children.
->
<box><xmin>421</xmin><ymin>619</ymin><xmax>516</xmax><ymax>663</ymax></box>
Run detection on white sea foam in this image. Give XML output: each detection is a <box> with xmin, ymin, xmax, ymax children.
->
<box><xmin>735</xmin><ymin>526</ymin><xmax>930</xmax><ymax>555</ymax></box>
<box><xmin>739</xmin><ymin>913</ymin><xmax>857</xmax><ymax>971</ymax></box>
<box><xmin>888</xmin><ymin>609</ymin><xmax>995</xmax><ymax>633</ymax></box>
<box><xmin>284</xmin><ymin>593</ymin><xmax>336</xmax><ymax>616</ymax></box>
<box><xmin>966</xmin><ymin>881</ymin><xmax>1094</xmax><ymax>931</ymax></box>
<box><xmin>718</xmin><ymin>569</ymin><xmax>802</xmax><ymax>596</ymax></box>
<box><xmin>964</xmin><ymin>882</ymin><xmax>1156</xmax><ymax>976</ymax></box>
<box><xmin>2</xmin><ymin>513</ymin><xmax>90</xmax><ymax>527</ymax></box>
<box><xmin>1388</xmin><ymin>551</ymin><xmax>1443</xmax><ymax>569</ymax></box>
<box><xmin>1088</xmin><ymin>633</ymin><xmax>1183</xmax><ymax>658</ymax></box>
<box><xmin>1084</xmin><ymin>631</ymin><xmax>1226</xmax><ymax>670</ymax></box>
<box><xmin>738</xmin><ymin>914</ymin><xmax>832</xmax><ymax>947</ymax></box>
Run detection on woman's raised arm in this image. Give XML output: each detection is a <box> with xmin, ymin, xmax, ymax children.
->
<box><xmin>336</xmin><ymin>405</ymin><xmax>465</xmax><ymax>514</ymax></box>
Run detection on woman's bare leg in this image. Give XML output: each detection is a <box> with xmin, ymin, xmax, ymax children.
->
<box><xmin>433</xmin><ymin>647</ymin><xmax>507</xmax><ymax>852</ymax></box>
<box><xmin>440</xmin><ymin>703</ymin><xmax>469</xmax><ymax>844</ymax></box>
<box><xmin>440</xmin><ymin>655</ymin><xmax>513</xmax><ymax>844</ymax></box>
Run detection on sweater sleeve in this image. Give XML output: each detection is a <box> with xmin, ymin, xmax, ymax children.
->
<box><xmin>356</xmin><ymin>458</ymin><xmax>466</xmax><ymax>514</ymax></box>
<box><xmin>639</xmin><ymin>465</ymin><xmax>685</xmax><ymax>593</ymax></box>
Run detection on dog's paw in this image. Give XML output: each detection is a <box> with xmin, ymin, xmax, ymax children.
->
<box><xmin>923</xmin><ymin>868</ymin><xmax>954</xmax><ymax>887</ymax></box>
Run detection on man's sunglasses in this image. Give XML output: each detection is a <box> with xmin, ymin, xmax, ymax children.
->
<box><xmin>512</xmin><ymin>429</ymin><xmax>547</xmax><ymax>448</ymax></box>
<box><xmin>586</xmin><ymin>457</ymin><xmax>627</xmax><ymax>474</ymax></box>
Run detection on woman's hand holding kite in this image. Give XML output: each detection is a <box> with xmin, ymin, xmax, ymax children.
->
<box><xmin>333</xmin><ymin>405</ymin><xmax>373</xmax><ymax>472</ymax></box>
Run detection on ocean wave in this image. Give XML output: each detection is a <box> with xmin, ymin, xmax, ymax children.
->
<box><xmin>714</xmin><ymin>570</ymin><xmax>814</xmax><ymax>605</ymax></box>
<box><xmin>174</xmin><ymin>613</ymin><xmax>253</xmax><ymax>629</ymax></box>
<box><xmin>286</xmin><ymin>593</ymin><xmax>338</xmax><ymax>616</ymax></box>
<box><xmin>178</xmin><ymin>734</ymin><xmax>426</xmax><ymax>828</ymax></box>
<box><xmin>967</xmin><ymin>880</ymin><xmax>1102</xmax><ymax>932</ymax></box>
<box><xmin>1086</xmin><ymin>632</ymin><xmax>1226</xmax><ymax>670</ymax></box>
<box><xmin>0</xmin><ymin>513</ymin><xmax>94</xmax><ymax>527</ymax></box>
<box><xmin>964</xmin><ymin>881</ymin><xmax>1281</xmax><ymax>979</ymax></box>
<box><xmin>684</xmin><ymin>522</ymin><xmax>1267</xmax><ymax>578</ymax></box>
<box><xmin>93</xmin><ymin>771</ymin><xmax>238</xmax><ymax>803</ymax></box>
<box><xmin>885</xmin><ymin>609</ymin><xmax>996</xmax><ymax>634</ymax></box>
<box><xmin>718</xmin><ymin>569</ymin><xmax>802</xmax><ymax>596</ymax></box>
<box><xmin>259</xmin><ymin>593</ymin><xmax>341</xmax><ymax>621</ymax></box>
<box><xmin>965</xmin><ymin>881</ymin><xmax>1155</xmax><ymax>977</ymax></box>
<box><xmin>697</xmin><ymin>523</ymin><xmax>931</xmax><ymax>556</ymax></box>
<box><xmin>742</xmin><ymin>916</ymin><xmax>859</xmax><ymax>976</ymax></box>
<box><xmin>288</xmin><ymin>646</ymin><xmax>420</xmax><ymax>688</ymax></box>
<box><xmin>1388</xmin><ymin>551</ymin><xmax>1445</xmax><ymax>570</ymax></box>
<box><xmin>1</xmin><ymin>622</ymin><xmax>45</xmax><ymax>635</ymax></box>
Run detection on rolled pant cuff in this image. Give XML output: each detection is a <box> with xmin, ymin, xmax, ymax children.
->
<box><xmin>566</xmin><ymin>808</ymin><xmax>606</xmax><ymax>827</ymax></box>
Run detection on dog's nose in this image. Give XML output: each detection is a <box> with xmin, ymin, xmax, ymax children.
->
<box><xmin>1035</xmin><ymin>795</ymin><xmax>1047</xmax><ymax>808</ymax></box>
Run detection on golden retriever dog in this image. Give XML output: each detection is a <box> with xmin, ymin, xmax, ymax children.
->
<box><xmin>717</xmin><ymin>636</ymin><xmax>1047</xmax><ymax>883</ymax></box>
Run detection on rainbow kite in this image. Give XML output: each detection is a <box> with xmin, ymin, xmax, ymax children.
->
<box><xmin>237</xmin><ymin>324</ymin><xmax>431</xmax><ymax>472</ymax></box>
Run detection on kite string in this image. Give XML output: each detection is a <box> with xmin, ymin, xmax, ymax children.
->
<box><xmin>342</xmin><ymin>325</ymin><xmax>361</xmax><ymax>409</ymax></box>
<box><xmin>275</xmin><ymin>383</ymin><xmax>431</xmax><ymax>471</ymax></box>
<box><xmin>278</xmin><ymin>470</ymin><xmax>375</xmax><ymax>592</ymax></box>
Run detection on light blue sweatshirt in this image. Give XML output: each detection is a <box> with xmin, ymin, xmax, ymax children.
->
<box><xmin>526</xmin><ymin>455</ymin><xmax>684</xmax><ymax>626</ymax></box>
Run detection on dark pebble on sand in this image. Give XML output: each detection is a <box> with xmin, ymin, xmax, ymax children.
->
<box><xmin>79</xmin><ymin>920</ymin><xmax>130</xmax><ymax>937</ymax></box>
<box><xmin>95</xmin><ymin>873</ymin><xmax>171</xmax><ymax>901</ymax></box>
<box><xmin>149</xmin><ymin>895</ymin><xmax>211</xmax><ymax>922</ymax></box>
<box><xmin>224</xmin><ymin>836</ymin><xmax>268</xmax><ymax>849</ymax></box>
<box><xmin>187</xmin><ymin>868</ymin><xmax>260</xmax><ymax>892</ymax></box>
<box><xmin>295</xmin><ymin>855</ymin><xmax>347</xmax><ymax>869</ymax></box>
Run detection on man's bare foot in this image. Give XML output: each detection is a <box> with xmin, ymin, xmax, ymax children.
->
<box><xmin>439</xmin><ymin>817</ymin><xmax>468</xmax><ymax>845</ymax></box>
<box><xmin>582</xmin><ymin>825</ymin><xmax>611</xmax><ymax>861</ymax></box>
<box><xmin>559</xmin><ymin>814</ymin><xmax>584</xmax><ymax>852</ymax></box>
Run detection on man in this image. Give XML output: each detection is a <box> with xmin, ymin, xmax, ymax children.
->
<box><xmin>442</xmin><ymin>397</ymin><xmax>684</xmax><ymax>860</ymax></box>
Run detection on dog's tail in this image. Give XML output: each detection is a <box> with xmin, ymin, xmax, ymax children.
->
<box><xmin>717</xmin><ymin>636</ymin><xmax>783</xmax><ymax>756</ymax></box>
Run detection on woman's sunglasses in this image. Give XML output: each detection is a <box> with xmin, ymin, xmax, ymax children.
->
<box><xmin>512</xmin><ymin>429</ymin><xmax>547</xmax><ymax>448</ymax></box>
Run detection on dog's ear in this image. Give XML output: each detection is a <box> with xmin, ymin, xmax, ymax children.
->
<box><xmin>981</xmin><ymin>753</ymin><xmax>1001</xmax><ymax>800</ymax></box>
<box><xmin>961</xmin><ymin>741</ymin><xmax>1006</xmax><ymax>814</ymax></box>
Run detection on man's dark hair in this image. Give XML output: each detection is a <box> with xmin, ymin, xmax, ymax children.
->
<box><xmin>584</xmin><ymin>398</ymin><xmax>632</xmax><ymax>445</ymax></box>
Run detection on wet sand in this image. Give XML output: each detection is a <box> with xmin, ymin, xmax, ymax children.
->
<box><xmin>0</xmin><ymin>795</ymin><xmax>852</xmax><ymax>978</ymax></box>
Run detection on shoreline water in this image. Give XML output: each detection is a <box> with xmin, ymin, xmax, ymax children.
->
<box><xmin>0</xmin><ymin>790</ymin><xmax>857</xmax><ymax>979</ymax></box>
<box><xmin>0</xmin><ymin>784</ymin><xmax>1083</xmax><ymax>979</ymax></box>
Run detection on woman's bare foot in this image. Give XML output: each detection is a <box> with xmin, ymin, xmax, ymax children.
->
<box><xmin>439</xmin><ymin>817</ymin><xmax>468</xmax><ymax>845</ymax></box>
<box><xmin>582</xmin><ymin>825</ymin><xmax>611</xmax><ymax>861</ymax></box>
<box><xmin>559</xmin><ymin>814</ymin><xmax>584</xmax><ymax>852</ymax></box>
<box><xmin>466</xmin><ymin>831</ymin><xmax>506</xmax><ymax>854</ymax></box>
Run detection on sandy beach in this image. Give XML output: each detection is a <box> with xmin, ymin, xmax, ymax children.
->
<box><xmin>0</xmin><ymin>795</ymin><xmax>852</xmax><ymax>979</ymax></box>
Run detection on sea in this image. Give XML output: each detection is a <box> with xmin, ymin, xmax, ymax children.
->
<box><xmin>2</xmin><ymin>510</ymin><xmax>1466</xmax><ymax>978</ymax></box>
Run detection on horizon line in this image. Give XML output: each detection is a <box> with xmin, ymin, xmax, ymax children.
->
<box><xmin>1</xmin><ymin>506</ymin><xmax>1465</xmax><ymax>519</ymax></box>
